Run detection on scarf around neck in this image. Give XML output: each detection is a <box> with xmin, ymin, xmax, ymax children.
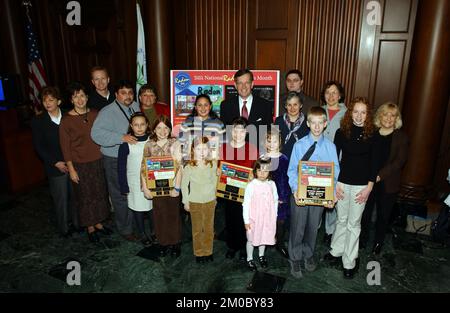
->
<box><xmin>283</xmin><ymin>112</ymin><xmax>305</xmax><ymax>144</ymax></box>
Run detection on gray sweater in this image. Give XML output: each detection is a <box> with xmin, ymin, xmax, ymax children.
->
<box><xmin>91</xmin><ymin>100</ymin><xmax>141</xmax><ymax>157</ymax></box>
<box><xmin>322</xmin><ymin>102</ymin><xmax>347</xmax><ymax>142</ymax></box>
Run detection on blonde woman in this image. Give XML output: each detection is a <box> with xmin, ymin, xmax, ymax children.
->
<box><xmin>360</xmin><ymin>102</ymin><xmax>408</xmax><ymax>255</ymax></box>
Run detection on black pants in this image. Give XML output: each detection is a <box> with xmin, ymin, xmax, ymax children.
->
<box><xmin>222</xmin><ymin>198</ymin><xmax>246</xmax><ymax>251</ymax></box>
<box><xmin>361</xmin><ymin>183</ymin><xmax>397</xmax><ymax>245</ymax></box>
<box><xmin>48</xmin><ymin>173</ymin><xmax>77</xmax><ymax>234</ymax></box>
<box><xmin>132</xmin><ymin>210</ymin><xmax>154</xmax><ymax>237</ymax></box>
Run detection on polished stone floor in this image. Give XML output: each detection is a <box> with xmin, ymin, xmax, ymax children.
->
<box><xmin>0</xmin><ymin>185</ymin><xmax>449</xmax><ymax>293</ymax></box>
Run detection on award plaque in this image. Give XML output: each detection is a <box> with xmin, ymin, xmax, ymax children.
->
<box><xmin>216</xmin><ymin>161</ymin><xmax>252</xmax><ymax>203</ymax></box>
<box><xmin>297</xmin><ymin>161</ymin><xmax>334</xmax><ymax>206</ymax></box>
<box><xmin>144</xmin><ymin>156</ymin><xmax>175</xmax><ymax>197</ymax></box>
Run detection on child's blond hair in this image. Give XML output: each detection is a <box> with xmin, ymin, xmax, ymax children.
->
<box><xmin>307</xmin><ymin>106</ymin><xmax>327</xmax><ymax>122</ymax></box>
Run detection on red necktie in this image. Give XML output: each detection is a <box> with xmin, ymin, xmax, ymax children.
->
<box><xmin>241</xmin><ymin>100</ymin><xmax>249</xmax><ymax>119</ymax></box>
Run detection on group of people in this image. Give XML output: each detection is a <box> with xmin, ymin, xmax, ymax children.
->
<box><xmin>31</xmin><ymin>66</ymin><xmax>408</xmax><ymax>280</ymax></box>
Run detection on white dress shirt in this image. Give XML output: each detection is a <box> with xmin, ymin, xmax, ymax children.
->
<box><xmin>239</xmin><ymin>94</ymin><xmax>253</xmax><ymax>117</ymax></box>
<box><xmin>48</xmin><ymin>109</ymin><xmax>62</xmax><ymax>125</ymax></box>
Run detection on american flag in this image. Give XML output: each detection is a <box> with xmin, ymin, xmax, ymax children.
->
<box><xmin>26</xmin><ymin>17</ymin><xmax>48</xmax><ymax>110</ymax></box>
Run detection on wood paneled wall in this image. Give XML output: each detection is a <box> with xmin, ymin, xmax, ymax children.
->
<box><xmin>293</xmin><ymin>0</ymin><xmax>363</xmax><ymax>102</ymax></box>
<box><xmin>247</xmin><ymin>0</ymin><xmax>298</xmax><ymax>70</ymax></box>
<box><xmin>177</xmin><ymin>0</ymin><xmax>364</xmax><ymax>103</ymax></box>
<box><xmin>184</xmin><ymin>0</ymin><xmax>248</xmax><ymax>69</ymax></box>
<box><xmin>32</xmin><ymin>0</ymin><xmax>136</xmax><ymax>99</ymax></box>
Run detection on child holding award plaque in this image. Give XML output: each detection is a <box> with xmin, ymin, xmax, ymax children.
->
<box><xmin>219</xmin><ymin>117</ymin><xmax>258</xmax><ymax>261</ymax></box>
<box><xmin>141</xmin><ymin>115</ymin><xmax>182</xmax><ymax>257</ymax></box>
<box><xmin>181</xmin><ymin>137</ymin><xmax>219</xmax><ymax>264</ymax></box>
<box><xmin>287</xmin><ymin>106</ymin><xmax>340</xmax><ymax>279</ymax></box>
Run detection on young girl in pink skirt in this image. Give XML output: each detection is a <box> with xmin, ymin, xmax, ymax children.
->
<box><xmin>242</xmin><ymin>158</ymin><xmax>279</xmax><ymax>271</ymax></box>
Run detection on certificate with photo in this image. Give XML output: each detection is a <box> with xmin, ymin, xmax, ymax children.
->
<box><xmin>297</xmin><ymin>161</ymin><xmax>335</xmax><ymax>206</ymax></box>
<box><xmin>144</xmin><ymin>156</ymin><xmax>175</xmax><ymax>197</ymax></box>
<box><xmin>216</xmin><ymin>161</ymin><xmax>252</xmax><ymax>203</ymax></box>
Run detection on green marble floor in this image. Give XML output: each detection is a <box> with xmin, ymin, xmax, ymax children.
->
<box><xmin>0</xmin><ymin>185</ymin><xmax>449</xmax><ymax>293</ymax></box>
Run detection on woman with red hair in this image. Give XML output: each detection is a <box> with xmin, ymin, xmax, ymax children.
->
<box><xmin>322</xmin><ymin>97</ymin><xmax>378</xmax><ymax>279</ymax></box>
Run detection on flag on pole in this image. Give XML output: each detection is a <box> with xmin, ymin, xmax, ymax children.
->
<box><xmin>136</xmin><ymin>2</ymin><xmax>147</xmax><ymax>94</ymax></box>
<box><xmin>24</xmin><ymin>2</ymin><xmax>48</xmax><ymax>112</ymax></box>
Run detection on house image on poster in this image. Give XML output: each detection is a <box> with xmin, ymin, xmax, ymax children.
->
<box><xmin>175</xmin><ymin>88</ymin><xmax>197</xmax><ymax>116</ymax></box>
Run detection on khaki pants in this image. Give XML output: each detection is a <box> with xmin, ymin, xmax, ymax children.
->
<box><xmin>190</xmin><ymin>200</ymin><xmax>216</xmax><ymax>256</ymax></box>
<box><xmin>330</xmin><ymin>183</ymin><xmax>366</xmax><ymax>269</ymax></box>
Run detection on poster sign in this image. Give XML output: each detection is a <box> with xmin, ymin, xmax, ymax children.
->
<box><xmin>216</xmin><ymin>161</ymin><xmax>252</xmax><ymax>203</ymax></box>
<box><xmin>144</xmin><ymin>156</ymin><xmax>175</xmax><ymax>197</ymax></box>
<box><xmin>297</xmin><ymin>161</ymin><xmax>335</xmax><ymax>206</ymax></box>
<box><xmin>170</xmin><ymin>70</ymin><xmax>280</xmax><ymax>129</ymax></box>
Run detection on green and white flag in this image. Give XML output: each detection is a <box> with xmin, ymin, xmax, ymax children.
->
<box><xmin>136</xmin><ymin>2</ymin><xmax>147</xmax><ymax>94</ymax></box>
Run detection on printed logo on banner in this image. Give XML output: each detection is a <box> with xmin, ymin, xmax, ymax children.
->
<box><xmin>174</xmin><ymin>72</ymin><xmax>192</xmax><ymax>90</ymax></box>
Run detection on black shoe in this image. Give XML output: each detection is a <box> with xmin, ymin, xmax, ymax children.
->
<box><xmin>322</xmin><ymin>252</ymin><xmax>340</xmax><ymax>265</ymax></box>
<box><xmin>159</xmin><ymin>245</ymin><xmax>168</xmax><ymax>257</ymax></box>
<box><xmin>275</xmin><ymin>244</ymin><xmax>289</xmax><ymax>259</ymax></box>
<box><xmin>140</xmin><ymin>235</ymin><xmax>152</xmax><ymax>247</ymax></box>
<box><xmin>95</xmin><ymin>225</ymin><xmax>113</xmax><ymax>236</ymax></box>
<box><xmin>205</xmin><ymin>254</ymin><xmax>213</xmax><ymax>262</ymax></box>
<box><xmin>258</xmin><ymin>256</ymin><xmax>268</xmax><ymax>268</ymax></box>
<box><xmin>170</xmin><ymin>245</ymin><xmax>181</xmax><ymax>258</ymax></box>
<box><xmin>88</xmin><ymin>230</ymin><xmax>100</xmax><ymax>243</ymax></box>
<box><xmin>372</xmin><ymin>243</ymin><xmax>382</xmax><ymax>255</ymax></box>
<box><xmin>247</xmin><ymin>260</ymin><xmax>257</xmax><ymax>271</ymax></box>
<box><xmin>343</xmin><ymin>267</ymin><xmax>355</xmax><ymax>279</ymax></box>
<box><xmin>225</xmin><ymin>249</ymin><xmax>236</xmax><ymax>259</ymax></box>
<box><xmin>196</xmin><ymin>256</ymin><xmax>204</xmax><ymax>263</ymax></box>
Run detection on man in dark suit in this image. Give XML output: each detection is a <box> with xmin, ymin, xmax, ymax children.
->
<box><xmin>220</xmin><ymin>69</ymin><xmax>273</xmax><ymax>143</ymax></box>
<box><xmin>279</xmin><ymin>69</ymin><xmax>319</xmax><ymax>116</ymax></box>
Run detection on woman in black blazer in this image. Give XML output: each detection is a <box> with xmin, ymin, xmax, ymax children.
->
<box><xmin>31</xmin><ymin>86</ymin><xmax>77</xmax><ymax>237</ymax></box>
<box><xmin>360</xmin><ymin>102</ymin><xmax>408</xmax><ymax>255</ymax></box>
